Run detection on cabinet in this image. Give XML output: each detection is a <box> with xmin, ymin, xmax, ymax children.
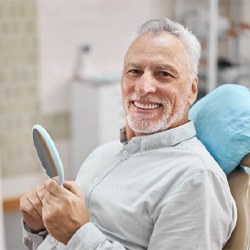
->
<box><xmin>70</xmin><ymin>79</ymin><xmax>124</xmax><ymax>178</ymax></box>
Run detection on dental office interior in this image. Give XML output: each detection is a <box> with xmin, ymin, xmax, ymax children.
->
<box><xmin>0</xmin><ymin>0</ymin><xmax>250</xmax><ymax>249</ymax></box>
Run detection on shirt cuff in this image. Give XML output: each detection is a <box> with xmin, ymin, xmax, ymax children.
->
<box><xmin>22</xmin><ymin>220</ymin><xmax>47</xmax><ymax>237</ymax></box>
<box><xmin>67</xmin><ymin>222</ymin><xmax>106</xmax><ymax>250</ymax></box>
<box><xmin>22</xmin><ymin>220</ymin><xmax>48</xmax><ymax>249</ymax></box>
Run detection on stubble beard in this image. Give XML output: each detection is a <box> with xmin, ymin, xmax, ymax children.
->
<box><xmin>126</xmin><ymin>94</ymin><xmax>188</xmax><ymax>134</ymax></box>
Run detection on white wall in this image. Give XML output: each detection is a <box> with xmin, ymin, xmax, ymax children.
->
<box><xmin>37</xmin><ymin>0</ymin><xmax>172</xmax><ymax>113</ymax></box>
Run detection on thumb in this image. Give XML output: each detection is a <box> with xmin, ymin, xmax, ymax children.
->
<box><xmin>63</xmin><ymin>181</ymin><xmax>83</xmax><ymax>198</ymax></box>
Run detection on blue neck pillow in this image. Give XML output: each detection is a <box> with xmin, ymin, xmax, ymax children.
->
<box><xmin>189</xmin><ymin>84</ymin><xmax>250</xmax><ymax>175</ymax></box>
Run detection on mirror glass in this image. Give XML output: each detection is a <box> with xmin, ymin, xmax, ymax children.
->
<box><xmin>32</xmin><ymin>124</ymin><xmax>64</xmax><ymax>185</ymax></box>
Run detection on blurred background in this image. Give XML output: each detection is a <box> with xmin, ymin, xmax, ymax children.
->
<box><xmin>0</xmin><ymin>0</ymin><xmax>249</xmax><ymax>249</ymax></box>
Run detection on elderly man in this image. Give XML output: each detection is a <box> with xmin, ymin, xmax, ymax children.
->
<box><xmin>20</xmin><ymin>18</ymin><xmax>236</xmax><ymax>249</ymax></box>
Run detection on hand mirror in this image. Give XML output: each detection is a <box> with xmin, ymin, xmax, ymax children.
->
<box><xmin>32</xmin><ymin>124</ymin><xmax>64</xmax><ymax>185</ymax></box>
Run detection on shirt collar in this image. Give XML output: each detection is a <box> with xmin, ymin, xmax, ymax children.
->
<box><xmin>120</xmin><ymin>121</ymin><xmax>196</xmax><ymax>151</ymax></box>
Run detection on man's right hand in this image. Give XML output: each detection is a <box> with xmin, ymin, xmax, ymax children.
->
<box><xmin>20</xmin><ymin>184</ymin><xmax>46</xmax><ymax>233</ymax></box>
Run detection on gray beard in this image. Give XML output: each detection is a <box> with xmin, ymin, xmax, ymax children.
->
<box><xmin>126</xmin><ymin>97</ymin><xmax>187</xmax><ymax>134</ymax></box>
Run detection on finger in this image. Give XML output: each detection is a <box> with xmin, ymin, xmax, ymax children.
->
<box><xmin>51</xmin><ymin>176</ymin><xmax>60</xmax><ymax>184</ymax></box>
<box><xmin>63</xmin><ymin>181</ymin><xmax>83</xmax><ymax>198</ymax></box>
<box><xmin>45</xmin><ymin>179</ymin><xmax>62</xmax><ymax>196</ymax></box>
<box><xmin>42</xmin><ymin>180</ymin><xmax>64</xmax><ymax>205</ymax></box>
<box><xmin>27</xmin><ymin>196</ymin><xmax>43</xmax><ymax>218</ymax></box>
<box><xmin>22</xmin><ymin>211</ymin><xmax>37</xmax><ymax>223</ymax></box>
<box><xmin>20</xmin><ymin>196</ymin><xmax>42</xmax><ymax>220</ymax></box>
<box><xmin>31</xmin><ymin>186</ymin><xmax>45</xmax><ymax>214</ymax></box>
<box><xmin>20</xmin><ymin>196</ymin><xmax>30</xmax><ymax>215</ymax></box>
<box><xmin>34</xmin><ymin>191</ymin><xmax>43</xmax><ymax>216</ymax></box>
<box><xmin>36</xmin><ymin>184</ymin><xmax>46</xmax><ymax>201</ymax></box>
<box><xmin>41</xmin><ymin>189</ymin><xmax>57</xmax><ymax>206</ymax></box>
<box><xmin>21</xmin><ymin>210</ymin><xmax>44</xmax><ymax>232</ymax></box>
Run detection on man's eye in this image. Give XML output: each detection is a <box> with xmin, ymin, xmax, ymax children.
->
<box><xmin>157</xmin><ymin>71</ymin><xmax>171</xmax><ymax>78</ymax></box>
<box><xmin>127</xmin><ymin>69</ymin><xmax>141</xmax><ymax>76</ymax></box>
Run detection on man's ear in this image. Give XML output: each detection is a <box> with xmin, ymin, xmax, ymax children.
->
<box><xmin>188</xmin><ymin>77</ymin><xmax>198</xmax><ymax>106</ymax></box>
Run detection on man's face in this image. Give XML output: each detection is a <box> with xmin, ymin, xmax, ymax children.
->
<box><xmin>121</xmin><ymin>32</ymin><xmax>198</xmax><ymax>136</ymax></box>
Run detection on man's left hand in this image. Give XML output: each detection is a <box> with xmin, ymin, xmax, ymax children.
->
<box><xmin>41</xmin><ymin>179</ymin><xmax>89</xmax><ymax>245</ymax></box>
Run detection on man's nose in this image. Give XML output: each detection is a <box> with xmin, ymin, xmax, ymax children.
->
<box><xmin>135</xmin><ymin>73</ymin><xmax>156</xmax><ymax>95</ymax></box>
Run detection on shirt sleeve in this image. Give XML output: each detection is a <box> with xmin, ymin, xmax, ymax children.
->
<box><xmin>67</xmin><ymin>222</ymin><xmax>127</xmax><ymax>250</ymax></box>
<box><xmin>22</xmin><ymin>220</ymin><xmax>128</xmax><ymax>249</ymax></box>
<box><xmin>147</xmin><ymin>170</ymin><xmax>237</xmax><ymax>250</ymax></box>
<box><xmin>22</xmin><ymin>220</ymin><xmax>48</xmax><ymax>250</ymax></box>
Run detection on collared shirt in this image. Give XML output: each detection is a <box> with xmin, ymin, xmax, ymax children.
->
<box><xmin>23</xmin><ymin>121</ymin><xmax>237</xmax><ymax>250</ymax></box>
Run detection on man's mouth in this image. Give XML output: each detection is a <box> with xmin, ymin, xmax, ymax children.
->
<box><xmin>132</xmin><ymin>101</ymin><xmax>161</xmax><ymax>110</ymax></box>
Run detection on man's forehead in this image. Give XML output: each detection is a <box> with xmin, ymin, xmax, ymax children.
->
<box><xmin>125</xmin><ymin>33</ymin><xmax>187</xmax><ymax>59</ymax></box>
<box><xmin>129</xmin><ymin>32</ymin><xmax>184</xmax><ymax>48</ymax></box>
<box><xmin>124</xmin><ymin>61</ymin><xmax>178</xmax><ymax>71</ymax></box>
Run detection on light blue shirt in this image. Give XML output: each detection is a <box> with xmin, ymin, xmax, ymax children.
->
<box><xmin>23</xmin><ymin>121</ymin><xmax>237</xmax><ymax>249</ymax></box>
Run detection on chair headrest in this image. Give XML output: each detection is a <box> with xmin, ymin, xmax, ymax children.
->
<box><xmin>189</xmin><ymin>84</ymin><xmax>250</xmax><ymax>175</ymax></box>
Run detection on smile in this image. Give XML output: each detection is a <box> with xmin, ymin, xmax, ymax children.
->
<box><xmin>133</xmin><ymin>101</ymin><xmax>161</xmax><ymax>110</ymax></box>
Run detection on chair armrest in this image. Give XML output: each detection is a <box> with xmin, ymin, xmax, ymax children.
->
<box><xmin>223</xmin><ymin>168</ymin><xmax>250</xmax><ymax>250</ymax></box>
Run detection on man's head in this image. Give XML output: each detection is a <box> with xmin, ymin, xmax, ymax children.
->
<box><xmin>121</xmin><ymin>18</ymin><xmax>201</xmax><ymax>139</ymax></box>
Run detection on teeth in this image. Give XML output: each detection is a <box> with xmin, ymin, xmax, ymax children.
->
<box><xmin>134</xmin><ymin>101</ymin><xmax>160</xmax><ymax>110</ymax></box>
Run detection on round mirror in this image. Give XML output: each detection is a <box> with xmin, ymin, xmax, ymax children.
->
<box><xmin>32</xmin><ymin>124</ymin><xmax>64</xmax><ymax>185</ymax></box>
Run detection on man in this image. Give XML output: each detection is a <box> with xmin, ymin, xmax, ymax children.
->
<box><xmin>20</xmin><ymin>18</ymin><xmax>237</xmax><ymax>249</ymax></box>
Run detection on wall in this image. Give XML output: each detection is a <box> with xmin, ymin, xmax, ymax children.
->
<box><xmin>37</xmin><ymin>0</ymin><xmax>172</xmax><ymax>113</ymax></box>
<box><xmin>0</xmin><ymin>0</ymin><xmax>69</xmax><ymax>179</ymax></box>
<box><xmin>0</xmin><ymin>1</ymin><xmax>39</xmax><ymax>177</ymax></box>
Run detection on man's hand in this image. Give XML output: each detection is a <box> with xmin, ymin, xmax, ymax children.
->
<box><xmin>20</xmin><ymin>184</ymin><xmax>46</xmax><ymax>233</ymax></box>
<box><xmin>41</xmin><ymin>179</ymin><xmax>89</xmax><ymax>245</ymax></box>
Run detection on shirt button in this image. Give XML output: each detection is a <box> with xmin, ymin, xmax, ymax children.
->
<box><xmin>50</xmin><ymin>237</ymin><xmax>56</xmax><ymax>243</ymax></box>
<box><xmin>93</xmin><ymin>177</ymin><xmax>99</xmax><ymax>182</ymax></box>
<box><xmin>122</xmin><ymin>150</ymin><xmax>128</xmax><ymax>156</ymax></box>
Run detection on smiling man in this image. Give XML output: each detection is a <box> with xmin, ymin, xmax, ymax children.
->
<box><xmin>20</xmin><ymin>18</ymin><xmax>237</xmax><ymax>250</ymax></box>
<box><xmin>122</xmin><ymin>29</ymin><xmax>198</xmax><ymax>139</ymax></box>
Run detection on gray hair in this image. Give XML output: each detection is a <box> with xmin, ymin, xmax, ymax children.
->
<box><xmin>131</xmin><ymin>18</ymin><xmax>201</xmax><ymax>79</ymax></box>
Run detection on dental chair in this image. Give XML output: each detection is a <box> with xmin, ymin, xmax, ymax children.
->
<box><xmin>223</xmin><ymin>154</ymin><xmax>250</xmax><ymax>250</ymax></box>
<box><xmin>189</xmin><ymin>84</ymin><xmax>250</xmax><ymax>250</ymax></box>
